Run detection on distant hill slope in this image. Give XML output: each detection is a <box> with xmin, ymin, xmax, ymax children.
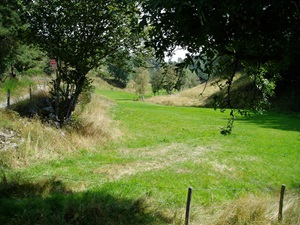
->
<box><xmin>145</xmin><ymin>74</ymin><xmax>253</xmax><ymax>108</ymax></box>
<box><xmin>145</xmin><ymin>82</ymin><xmax>218</xmax><ymax>107</ymax></box>
<box><xmin>145</xmin><ymin>73</ymin><xmax>300</xmax><ymax>112</ymax></box>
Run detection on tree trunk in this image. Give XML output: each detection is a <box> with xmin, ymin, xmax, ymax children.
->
<box><xmin>54</xmin><ymin>75</ymin><xmax>86</xmax><ymax>126</ymax></box>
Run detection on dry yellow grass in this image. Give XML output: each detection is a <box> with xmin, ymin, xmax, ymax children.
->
<box><xmin>145</xmin><ymin>80</ymin><xmax>221</xmax><ymax>107</ymax></box>
<box><xmin>71</xmin><ymin>94</ymin><xmax>122</xmax><ymax>147</ymax></box>
<box><xmin>185</xmin><ymin>192</ymin><xmax>300</xmax><ymax>225</ymax></box>
<box><xmin>145</xmin><ymin>73</ymin><xmax>250</xmax><ymax>107</ymax></box>
<box><xmin>93</xmin><ymin>143</ymin><xmax>209</xmax><ymax>181</ymax></box>
<box><xmin>0</xmin><ymin>94</ymin><xmax>121</xmax><ymax>168</ymax></box>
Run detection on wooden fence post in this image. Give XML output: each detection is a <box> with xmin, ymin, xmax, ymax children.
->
<box><xmin>278</xmin><ymin>184</ymin><xmax>286</xmax><ymax>222</ymax></box>
<box><xmin>185</xmin><ymin>187</ymin><xmax>193</xmax><ymax>225</ymax></box>
<box><xmin>29</xmin><ymin>85</ymin><xmax>32</xmax><ymax>100</ymax></box>
<box><xmin>7</xmin><ymin>89</ymin><xmax>10</xmax><ymax>108</ymax></box>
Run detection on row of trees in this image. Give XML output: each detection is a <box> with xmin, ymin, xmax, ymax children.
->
<box><xmin>1</xmin><ymin>0</ymin><xmax>299</xmax><ymax>128</ymax></box>
<box><xmin>132</xmin><ymin>63</ymin><xmax>200</xmax><ymax>100</ymax></box>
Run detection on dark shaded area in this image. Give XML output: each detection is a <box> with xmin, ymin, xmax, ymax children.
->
<box><xmin>236</xmin><ymin>111</ymin><xmax>300</xmax><ymax>132</ymax></box>
<box><xmin>9</xmin><ymin>91</ymin><xmax>54</xmax><ymax>119</ymax></box>
<box><xmin>201</xmin><ymin>71</ymin><xmax>300</xmax><ymax>114</ymax></box>
<box><xmin>201</xmin><ymin>76</ymin><xmax>260</xmax><ymax>110</ymax></box>
<box><xmin>101</xmin><ymin>77</ymin><xmax>127</xmax><ymax>89</ymax></box>
<box><xmin>271</xmin><ymin>56</ymin><xmax>300</xmax><ymax>112</ymax></box>
<box><xmin>0</xmin><ymin>176</ymin><xmax>170</xmax><ymax>225</ymax></box>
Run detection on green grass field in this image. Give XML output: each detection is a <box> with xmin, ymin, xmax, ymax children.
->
<box><xmin>1</xmin><ymin>88</ymin><xmax>299</xmax><ymax>224</ymax></box>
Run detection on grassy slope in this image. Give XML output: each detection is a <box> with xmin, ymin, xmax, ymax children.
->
<box><xmin>1</xmin><ymin>80</ymin><xmax>300</xmax><ymax>224</ymax></box>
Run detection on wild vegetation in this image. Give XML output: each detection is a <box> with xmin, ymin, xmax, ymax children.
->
<box><xmin>1</xmin><ymin>1</ymin><xmax>300</xmax><ymax>224</ymax></box>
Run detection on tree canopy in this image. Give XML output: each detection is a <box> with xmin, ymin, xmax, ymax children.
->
<box><xmin>141</xmin><ymin>0</ymin><xmax>300</xmax><ymax>112</ymax></box>
<box><xmin>0</xmin><ymin>0</ymin><xmax>25</xmax><ymax>77</ymax></box>
<box><xmin>24</xmin><ymin>0</ymin><xmax>141</xmax><ymax>125</ymax></box>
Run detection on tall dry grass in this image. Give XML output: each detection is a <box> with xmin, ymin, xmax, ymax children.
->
<box><xmin>195</xmin><ymin>192</ymin><xmax>300</xmax><ymax>225</ymax></box>
<box><xmin>145</xmin><ymin>79</ymin><xmax>222</xmax><ymax>107</ymax></box>
<box><xmin>146</xmin><ymin>73</ymin><xmax>252</xmax><ymax>107</ymax></box>
<box><xmin>0</xmin><ymin>94</ymin><xmax>121</xmax><ymax>168</ymax></box>
<box><xmin>71</xmin><ymin>94</ymin><xmax>122</xmax><ymax>148</ymax></box>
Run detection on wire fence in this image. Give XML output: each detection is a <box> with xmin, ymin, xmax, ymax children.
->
<box><xmin>1</xmin><ymin>82</ymin><xmax>50</xmax><ymax>109</ymax></box>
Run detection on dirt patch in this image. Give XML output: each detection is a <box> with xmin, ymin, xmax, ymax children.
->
<box><xmin>210</xmin><ymin>161</ymin><xmax>235</xmax><ymax>174</ymax></box>
<box><xmin>93</xmin><ymin>143</ymin><xmax>212</xmax><ymax>180</ymax></box>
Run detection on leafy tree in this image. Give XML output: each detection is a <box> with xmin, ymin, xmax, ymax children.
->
<box><xmin>150</xmin><ymin>67</ymin><xmax>164</xmax><ymax>95</ymax></box>
<box><xmin>181</xmin><ymin>68</ymin><xmax>201</xmax><ymax>89</ymax></box>
<box><xmin>106</xmin><ymin>49</ymin><xmax>135</xmax><ymax>87</ymax></box>
<box><xmin>0</xmin><ymin>0</ymin><xmax>25</xmax><ymax>79</ymax></box>
<box><xmin>162</xmin><ymin>64</ymin><xmax>184</xmax><ymax>94</ymax></box>
<box><xmin>133</xmin><ymin>67</ymin><xmax>149</xmax><ymax>100</ymax></box>
<box><xmin>141</xmin><ymin>0</ymin><xmax>300</xmax><ymax>133</ymax></box>
<box><xmin>107</xmin><ymin>63</ymin><xmax>131</xmax><ymax>88</ymax></box>
<box><xmin>150</xmin><ymin>63</ymin><xmax>192</xmax><ymax>95</ymax></box>
<box><xmin>141</xmin><ymin>1</ymin><xmax>299</xmax><ymax>107</ymax></box>
<box><xmin>106</xmin><ymin>44</ymin><xmax>155</xmax><ymax>87</ymax></box>
<box><xmin>24</xmin><ymin>0</ymin><xmax>141</xmax><ymax>125</ymax></box>
<box><xmin>14</xmin><ymin>44</ymin><xmax>45</xmax><ymax>73</ymax></box>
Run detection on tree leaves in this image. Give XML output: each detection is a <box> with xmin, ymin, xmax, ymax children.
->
<box><xmin>141</xmin><ymin>0</ymin><xmax>300</xmax><ymax>112</ymax></box>
<box><xmin>23</xmin><ymin>0</ymin><xmax>142</xmax><ymax>125</ymax></box>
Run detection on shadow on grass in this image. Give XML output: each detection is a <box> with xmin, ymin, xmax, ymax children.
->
<box><xmin>237</xmin><ymin>111</ymin><xmax>300</xmax><ymax>132</ymax></box>
<box><xmin>0</xmin><ymin>176</ymin><xmax>171</xmax><ymax>225</ymax></box>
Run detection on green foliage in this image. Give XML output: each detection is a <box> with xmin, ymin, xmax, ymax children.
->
<box><xmin>0</xmin><ymin>76</ymin><xmax>32</xmax><ymax>92</ymax></box>
<box><xmin>133</xmin><ymin>67</ymin><xmax>150</xmax><ymax>100</ymax></box>
<box><xmin>245</xmin><ymin>63</ymin><xmax>281</xmax><ymax>111</ymax></box>
<box><xmin>161</xmin><ymin>64</ymin><xmax>181</xmax><ymax>94</ymax></box>
<box><xmin>24</xmin><ymin>0</ymin><xmax>142</xmax><ymax>125</ymax></box>
<box><xmin>141</xmin><ymin>0</ymin><xmax>300</xmax><ymax>114</ymax></box>
<box><xmin>150</xmin><ymin>67</ymin><xmax>164</xmax><ymax>95</ymax></box>
<box><xmin>108</xmin><ymin>64</ymin><xmax>131</xmax><ymax>86</ymax></box>
<box><xmin>22</xmin><ymin>68</ymin><xmax>43</xmax><ymax>76</ymax></box>
<box><xmin>14</xmin><ymin>44</ymin><xmax>45</xmax><ymax>73</ymax></box>
<box><xmin>149</xmin><ymin>63</ymin><xmax>197</xmax><ymax>95</ymax></box>
<box><xmin>0</xmin><ymin>0</ymin><xmax>25</xmax><ymax>77</ymax></box>
<box><xmin>180</xmin><ymin>68</ymin><xmax>201</xmax><ymax>89</ymax></box>
<box><xmin>106</xmin><ymin>45</ymin><xmax>152</xmax><ymax>87</ymax></box>
<box><xmin>42</xmin><ymin>63</ymin><xmax>53</xmax><ymax>76</ymax></box>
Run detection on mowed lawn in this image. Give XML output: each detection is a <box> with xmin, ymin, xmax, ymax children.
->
<box><xmin>2</xmin><ymin>88</ymin><xmax>300</xmax><ymax>224</ymax></box>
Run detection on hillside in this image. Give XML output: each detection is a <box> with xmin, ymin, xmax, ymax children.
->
<box><xmin>146</xmin><ymin>74</ymin><xmax>300</xmax><ymax>113</ymax></box>
<box><xmin>145</xmin><ymin>74</ymin><xmax>252</xmax><ymax>108</ymax></box>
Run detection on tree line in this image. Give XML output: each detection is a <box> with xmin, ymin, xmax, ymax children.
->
<box><xmin>1</xmin><ymin>0</ymin><xmax>299</xmax><ymax>129</ymax></box>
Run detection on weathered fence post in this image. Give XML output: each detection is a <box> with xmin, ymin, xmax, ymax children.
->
<box><xmin>278</xmin><ymin>184</ymin><xmax>286</xmax><ymax>222</ymax></box>
<box><xmin>185</xmin><ymin>187</ymin><xmax>193</xmax><ymax>225</ymax></box>
<box><xmin>7</xmin><ymin>89</ymin><xmax>10</xmax><ymax>108</ymax></box>
<box><xmin>29</xmin><ymin>85</ymin><xmax>32</xmax><ymax>100</ymax></box>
